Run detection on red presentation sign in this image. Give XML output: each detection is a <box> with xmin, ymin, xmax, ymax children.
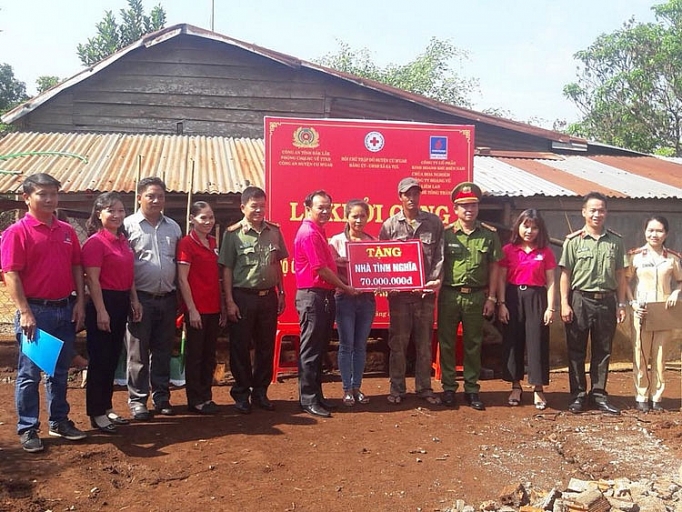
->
<box><xmin>347</xmin><ymin>240</ymin><xmax>424</xmax><ymax>292</ymax></box>
<box><xmin>265</xmin><ymin>117</ymin><xmax>475</xmax><ymax>328</ymax></box>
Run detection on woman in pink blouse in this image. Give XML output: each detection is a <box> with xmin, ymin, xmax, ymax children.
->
<box><xmin>82</xmin><ymin>192</ymin><xmax>142</xmax><ymax>433</ymax></box>
<box><xmin>498</xmin><ymin>209</ymin><xmax>556</xmax><ymax>410</ymax></box>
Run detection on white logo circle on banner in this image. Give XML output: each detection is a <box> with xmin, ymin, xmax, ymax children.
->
<box><xmin>364</xmin><ymin>131</ymin><xmax>385</xmax><ymax>152</ymax></box>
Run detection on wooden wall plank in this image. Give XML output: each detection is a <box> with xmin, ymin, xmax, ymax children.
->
<box><xmin>74</xmin><ymin>91</ymin><xmax>325</xmax><ymax>112</ymax></box>
<box><xmin>17</xmin><ymin>33</ymin><xmax>553</xmax><ymax>151</ymax></box>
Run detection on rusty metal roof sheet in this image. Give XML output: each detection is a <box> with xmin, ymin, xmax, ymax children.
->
<box><xmin>541</xmin><ymin>156</ymin><xmax>682</xmax><ymax>199</ymax></box>
<box><xmin>2</xmin><ymin>133</ymin><xmax>681</xmax><ymax>200</ymax></box>
<box><xmin>0</xmin><ymin>132</ymin><xmax>262</xmax><ymax>194</ymax></box>
<box><xmin>475</xmin><ymin>154</ymin><xmax>682</xmax><ymax>199</ymax></box>
<box><xmin>473</xmin><ymin>156</ymin><xmax>572</xmax><ymax>197</ymax></box>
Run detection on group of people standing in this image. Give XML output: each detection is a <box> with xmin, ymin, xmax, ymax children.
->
<box><xmin>1</xmin><ymin>172</ymin><xmax>680</xmax><ymax>452</ymax></box>
<box><xmin>291</xmin><ymin>179</ymin><xmax>681</xmax><ymax>419</ymax></box>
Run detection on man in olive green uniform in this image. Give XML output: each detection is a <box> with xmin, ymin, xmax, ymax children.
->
<box><xmin>220</xmin><ymin>186</ymin><xmax>288</xmax><ymax>414</ymax></box>
<box><xmin>438</xmin><ymin>182</ymin><xmax>502</xmax><ymax>410</ymax></box>
<box><xmin>559</xmin><ymin>191</ymin><xmax>627</xmax><ymax>415</ymax></box>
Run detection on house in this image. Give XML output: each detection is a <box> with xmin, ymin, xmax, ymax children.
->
<box><xmin>2</xmin><ymin>23</ymin><xmax>682</xmax><ymax>363</ymax></box>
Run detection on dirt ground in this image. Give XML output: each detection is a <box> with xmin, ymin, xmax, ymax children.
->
<box><xmin>0</xmin><ymin>340</ymin><xmax>681</xmax><ymax>512</ymax></box>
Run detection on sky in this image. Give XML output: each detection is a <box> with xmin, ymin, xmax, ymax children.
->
<box><xmin>0</xmin><ymin>0</ymin><xmax>660</xmax><ymax>128</ymax></box>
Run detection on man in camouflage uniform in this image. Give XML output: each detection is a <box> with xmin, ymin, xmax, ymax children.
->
<box><xmin>559</xmin><ymin>191</ymin><xmax>627</xmax><ymax>415</ymax></box>
<box><xmin>437</xmin><ymin>182</ymin><xmax>502</xmax><ymax>410</ymax></box>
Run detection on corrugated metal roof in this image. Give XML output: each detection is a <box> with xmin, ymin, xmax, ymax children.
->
<box><xmin>593</xmin><ymin>155</ymin><xmax>682</xmax><ymax>189</ymax></box>
<box><xmin>2</xmin><ymin>132</ymin><xmax>681</xmax><ymax>199</ymax></box>
<box><xmin>543</xmin><ymin>156</ymin><xmax>682</xmax><ymax>199</ymax></box>
<box><xmin>476</xmin><ymin>154</ymin><xmax>682</xmax><ymax>199</ymax></box>
<box><xmin>1</xmin><ymin>24</ymin><xmax>588</xmax><ymax>148</ymax></box>
<box><xmin>473</xmin><ymin>157</ymin><xmax>572</xmax><ymax>197</ymax></box>
<box><xmin>0</xmin><ymin>132</ymin><xmax>262</xmax><ymax>194</ymax></box>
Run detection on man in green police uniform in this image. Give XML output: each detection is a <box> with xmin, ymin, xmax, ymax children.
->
<box><xmin>220</xmin><ymin>186</ymin><xmax>288</xmax><ymax>414</ymax></box>
<box><xmin>559</xmin><ymin>191</ymin><xmax>627</xmax><ymax>415</ymax></box>
<box><xmin>437</xmin><ymin>182</ymin><xmax>502</xmax><ymax>410</ymax></box>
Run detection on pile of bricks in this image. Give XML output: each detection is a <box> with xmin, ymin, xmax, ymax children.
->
<box><xmin>447</xmin><ymin>475</ymin><xmax>682</xmax><ymax>512</ymax></box>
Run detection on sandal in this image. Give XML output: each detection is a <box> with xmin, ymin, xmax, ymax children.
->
<box><xmin>420</xmin><ymin>393</ymin><xmax>442</xmax><ymax>405</ymax></box>
<box><xmin>533</xmin><ymin>388</ymin><xmax>547</xmax><ymax>410</ymax></box>
<box><xmin>106</xmin><ymin>410</ymin><xmax>130</xmax><ymax>425</ymax></box>
<box><xmin>353</xmin><ymin>389</ymin><xmax>370</xmax><ymax>404</ymax></box>
<box><xmin>342</xmin><ymin>392</ymin><xmax>356</xmax><ymax>407</ymax></box>
<box><xmin>508</xmin><ymin>386</ymin><xmax>522</xmax><ymax>406</ymax></box>
<box><xmin>387</xmin><ymin>394</ymin><xmax>403</xmax><ymax>404</ymax></box>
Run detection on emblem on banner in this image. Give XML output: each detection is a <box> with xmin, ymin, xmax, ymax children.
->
<box><xmin>292</xmin><ymin>127</ymin><xmax>320</xmax><ymax>148</ymax></box>
<box><xmin>429</xmin><ymin>136</ymin><xmax>448</xmax><ymax>159</ymax></box>
<box><xmin>364</xmin><ymin>131</ymin><xmax>385</xmax><ymax>152</ymax></box>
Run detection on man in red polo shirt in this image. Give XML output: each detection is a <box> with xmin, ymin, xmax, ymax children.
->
<box><xmin>294</xmin><ymin>190</ymin><xmax>358</xmax><ymax>418</ymax></box>
<box><xmin>1</xmin><ymin>173</ymin><xmax>87</xmax><ymax>452</ymax></box>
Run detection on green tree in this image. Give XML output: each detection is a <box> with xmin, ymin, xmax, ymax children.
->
<box><xmin>0</xmin><ymin>63</ymin><xmax>27</xmax><ymax>111</ymax></box>
<box><xmin>0</xmin><ymin>63</ymin><xmax>28</xmax><ymax>134</ymax></box>
<box><xmin>77</xmin><ymin>0</ymin><xmax>166</xmax><ymax>66</ymax></box>
<box><xmin>316</xmin><ymin>38</ymin><xmax>479</xmax><ymax>108</ymax></box>
<box><xmin>564</xmin><ymin>0</ymin><xmax>682</xmax><ymax>155</ymax></box>
<box><xmin>36</xmin><ymin>75</ymin><xmax>61</xmax><ymax>94</ymax></box>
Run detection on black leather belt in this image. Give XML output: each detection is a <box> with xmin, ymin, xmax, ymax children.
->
<box><xmin>137</xmin><ymin>290</ymin><xmax>175</xmax><ymax>299</ymax></box>
<box><xmin>447</xmin><ymin>285</ymin><xmax>484</xmax><ymax>294</ymax></box>
<box><xmin>27</xmin><ymin>296</ymin><xmax>75</xmax><ymax>308</ymax></box>
<box><xmin>234</xmin><ymin>287</ymin><xmax>275</xmax><ymax>297</ymax></box>
<box><xmin>575</xmin><ymin>290</ymin><xmax>615</xmax><ymax>300</ymax></box>
<box><xmin>303</xmin><ymin>287</ymin><xmax>335</xmax><ymax>296</ymax></box>
<box><xmin>510</xmin><ymin>284</ymin><xmax>545</xmax><ymax>291</ymax></box>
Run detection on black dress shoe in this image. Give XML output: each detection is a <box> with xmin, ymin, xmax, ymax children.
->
<box><xmin>154</xmin><ymin>402</ymin><xmax>175</xmax><ymax>416</ymax></box>
<box><xmin>442</xmin><ymin>390</ymin><xmax>457</xmax><ymax>408</ymax></box>
<box><xmin>651</xmin><ymin>402</ymin><xmax>665</xmax><ymax>412</ymax></box>
<box><xmin>252</xmin><ymin>395</ymin><xmax>275</xmax><ymax>411</ymax></box>
<box><xmin>318</xmin><ymin>398</ymin><xmax>338</xmax><ymax>411</ymax></box>
<box><xmin>634</xmin><ymin>401</ymin><xmax>650</xmax><ymax>413</ymax></box>
<box><xmin>464</xmin><ymin>393</ymin><xmax>485</xmax><ymax>411</ymax></box>
<box><xmin>594</xmin><ymin>400</ymin><xmax>620</xmax><ymax>415</ymax></box>
<box><xmin>568</xmin><ymin>397</ymin><xmax>586</xmax><ymax>414</ymax></box>
<box><xmin>301</xmin><ymin>403</ymin><xmax>331</xmax><ymax>418</ymax></box>
<box><xmin>234</xmin><ymin>400</ymin><xmax>252</xmax><ymax>415</ymax></box>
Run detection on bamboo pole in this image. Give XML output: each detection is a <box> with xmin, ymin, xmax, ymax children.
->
<box><xmin>186</xmin><ymin>160</ymin><xmax>195</xmax><ymax>233</ymax></box>
<box><xmin>134</xmin><ymin>154</ymin><xmax>142</xmax><ymax>213</ymax></box>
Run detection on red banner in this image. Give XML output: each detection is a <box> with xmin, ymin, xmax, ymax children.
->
<box><xmin>347</xmin><ymin>240</ymin><xmax>424</xmax><ymax>292</ymax></box>
<box><xmin>265</xmin><ymin>117</ymin><xmax>475</xmax><ymax>328</ymax></box>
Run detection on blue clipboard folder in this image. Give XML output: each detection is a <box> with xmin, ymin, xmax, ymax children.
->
<box><xmin>21</xmin><ymin>329</ymin><xmax>65</xmax><ymax>377</ymax></box>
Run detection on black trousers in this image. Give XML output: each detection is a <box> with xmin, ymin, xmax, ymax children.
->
<box><xmin>564</xmin><ymin>292</ymin><xmax>617</xmax><ymax>399</ymax></box>
<box><xmin>85</xmin><ymin>290</ymin><xmax>130</xmax><ymax>417</ymax></box>
<box><xmin>185</xmin><ymin>313</ymin><xmax>219</xmax><ymax>407</ymax></box>
<box><xmin>295</xmin><ymin>288</ymin><xmax>335</xmax><ymax>406</ymax></box>
<box><xmin>502</xmin><ymin>284</ymin><xmax>549</xmax><ymax>386</ymax></box>
<box><xmin>228</xmin><ymin>289</ymin><xmax>278</xmax><ymax>402</ymax></box>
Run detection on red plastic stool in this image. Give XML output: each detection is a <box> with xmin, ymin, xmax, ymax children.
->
<box><xmin>271</xmin><ymin>328</ymin><xmax>300</xmax><ymax>383</ymax></box>
<box><xmin>432</xmin><ymin>324</ymin><xmax>464</xmax><ymax>381</ymax></box>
